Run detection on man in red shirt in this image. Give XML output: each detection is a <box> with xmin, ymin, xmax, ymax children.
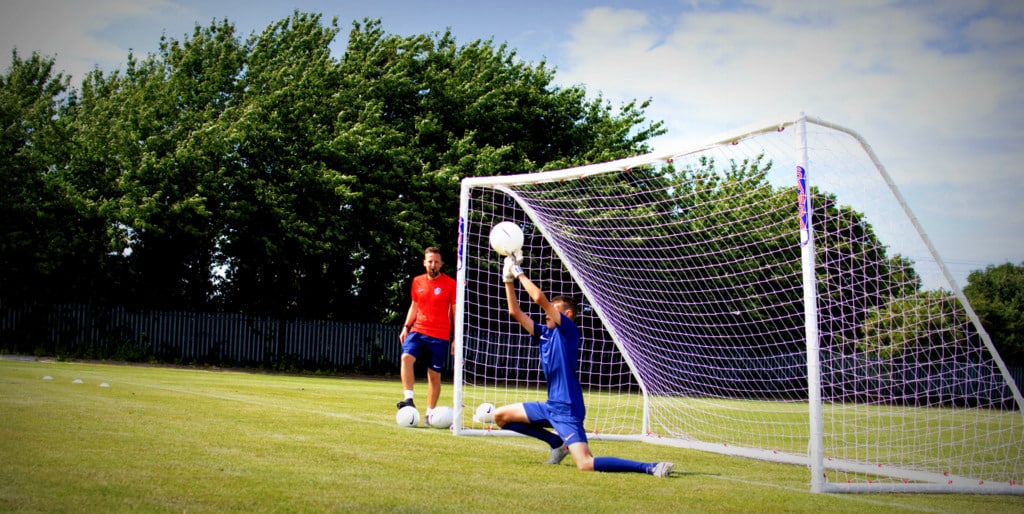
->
<box><xmin>397</xmin><ymin>247</ymin><xmax>457</xmax><ymax>420</ymax></box>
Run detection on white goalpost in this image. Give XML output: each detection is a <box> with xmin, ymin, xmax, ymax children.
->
<box><xmin>452</xmin><ymin>113</ymin><xmax>1024</xmax><ymax>494</ymax></box>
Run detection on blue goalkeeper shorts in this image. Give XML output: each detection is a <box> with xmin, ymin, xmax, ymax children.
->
<box><xmin>523</xmin><ymin>401</ymin><xmax>589</xmax><ymax>446</ymax></box>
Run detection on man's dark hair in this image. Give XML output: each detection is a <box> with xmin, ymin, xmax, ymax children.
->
<box><xmin>551</xmin><ymin>295</ymin><xmax>577</xmax><ymax>318</ymax></box>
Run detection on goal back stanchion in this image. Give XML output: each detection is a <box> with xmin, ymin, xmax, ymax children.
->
<box><xmin>453</xmin><ymin>113</ymin><xmax>1023</xmax><ymax>494</ymax></box>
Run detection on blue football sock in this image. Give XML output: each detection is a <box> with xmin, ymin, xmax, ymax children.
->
<box><xmin>593</xmin><ymin>456</ymin><xmax>652</xmax><ymax>474</ymax></box>
<box><xmin>501</xmin><ymin>422</ymin><xmax>564</xmax><ymax>449</ymax></box>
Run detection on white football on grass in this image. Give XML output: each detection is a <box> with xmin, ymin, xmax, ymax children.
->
<box><xmin>426</xmin><ymin>406</ymin><xmax>453</xmax><ymax>429</ymax></box>
<box><xmin>396</xmin><ymin>406</ymin><xmax>420</xmax><ymax>427</ymax></box>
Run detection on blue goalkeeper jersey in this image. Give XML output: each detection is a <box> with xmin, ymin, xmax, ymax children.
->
<box><xmin>533</xmin><ymin>313</ymin><xmax>586</xmax><ymax>421</ymax></box>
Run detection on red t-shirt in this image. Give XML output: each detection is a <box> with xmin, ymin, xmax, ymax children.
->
<box><xmin>409</xmin><ymin>273</ymin><xmax>457</xmax><ymax>341</ymax></box>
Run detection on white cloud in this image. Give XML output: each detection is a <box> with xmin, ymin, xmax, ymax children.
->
<box><xmin>558</xmin><ymin>1</ymin><xmax>1024</xmax><ymax>279</ymax></box>
<box><xmin>0</xmin><ymin>0</ymin><xmax>184</xmax><ymax>81</ymax></box>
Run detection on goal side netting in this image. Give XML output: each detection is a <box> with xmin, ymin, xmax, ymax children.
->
<box><xmin>452</xmin><ymin>114</ymin><xmax>1023</xmax><ymax>494</ymax></box>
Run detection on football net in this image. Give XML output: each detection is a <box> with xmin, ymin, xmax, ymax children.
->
<box><xmin>452</xmin><ymin>114</ymin><xmax>1023</xmax><ymax>494</ymax></box>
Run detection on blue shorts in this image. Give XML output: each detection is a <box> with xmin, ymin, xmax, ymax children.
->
<box><xmin>523</xmin><ymin>401</ymin><xmax>588</xmax><ymax>445</ymax></box>
<box><xmin>401</xmin><ymin>332</ymin><xmax>448</xmax><ymax>373</ymax></box>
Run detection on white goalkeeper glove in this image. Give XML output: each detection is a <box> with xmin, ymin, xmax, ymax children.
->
<box><xmin>508</xmin><ymin>248</ymin><xmax>523</xmax><ymax>265</ymax></box>
<box><xmin>503</xmin><ymin>255</ymin><xmax>523</xmax><ymax>282</ymax></box>
<box><xmin>502</xmin><ymin>258</ymin><xmax>516</xmax><ymax>283</ymax></box>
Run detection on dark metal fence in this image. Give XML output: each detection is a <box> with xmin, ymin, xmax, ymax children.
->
<box><xmin>0</xmin><ymin>301</ymin><xmax>403</xmax><ymax>373</ymax></box>
<box><xmin>2</xmin><ymin>301</ymin><xmax>1021</xmax><ymax>391</ymax></box>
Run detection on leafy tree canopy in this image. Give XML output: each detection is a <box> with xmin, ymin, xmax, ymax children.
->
<box><xmin>964</xmin><ymin>262</ymin><xmax>1024</xmax><ymax>366</ymax></box>
<box><xmin>0</xmin><ymin>13</ymin><xmax>664</xmax><ymax>322</ymax></box>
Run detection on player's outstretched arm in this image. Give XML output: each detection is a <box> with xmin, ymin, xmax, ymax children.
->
<box><xmin>503</xmin><ymin>258</ymin><xmax>534</xmax><ymax>335</ymax></box>
<box><xmin>507</xmin><ymin>258</ymin><xmax>560</xmax><ymax>327</ymax></box>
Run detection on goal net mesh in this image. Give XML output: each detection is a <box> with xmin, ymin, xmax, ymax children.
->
<box><xmin>454</xmin><ymin>116</ymin><xmax>1023</xmax><ymax>493</ymax></box>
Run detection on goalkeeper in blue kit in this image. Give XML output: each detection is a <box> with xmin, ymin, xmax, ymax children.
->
<box><xmin>491</xmin><ymin>251</ymin><xmax>673</xmax><ymax>478</ymax></box>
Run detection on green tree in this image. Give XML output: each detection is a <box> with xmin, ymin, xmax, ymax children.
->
<box><xmin>964</xmin><ymin>262</ymin><xmax>1024</xmax><ymax>367</ymax></box>
<box><xmin>0</xmin><ymin>50</ymin><xmax>88</xmax><ymax>305</ymax></box>
<box><xmin>857</xmin><ymin>290</ymin><xmax>972</xmax><ymax>361</ymax></box>
<box><xmin>66</xmin><ymin>19</ymin><xmax>246</xmax><ymax>310</ymax></box>
<box><xmin>215</xmin><ymin>12</ymin><xmax>356</xmax><ymax>317</ymax></box>
<box><xmin>325</xmin><ymin>18</ymin><xmax>664</xmax><ymax>321</ymax></box>
<box><xmin>2</xmin><ymin>13</ymin><xmax>666</xmax><ymax>325</ymax></box>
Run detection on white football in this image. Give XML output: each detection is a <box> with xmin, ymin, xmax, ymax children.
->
<box><xmin>426</xmin><ymin>406</ymin><xmax>453</xmax><ymax>429</ymax></box>
<box><xmin>396</xmin><ymin>406</ymin><xmax>420</xmax><ymax>428</ymax></box>
<box><xmin>489</xmin><ymin>222</ymin><xmax>524</xmax><ymax>256</ymax></box>
<box><xmin>474</xmin><ymin>402</ymin><xmax>495</xmax><ymax>423</ymax></box>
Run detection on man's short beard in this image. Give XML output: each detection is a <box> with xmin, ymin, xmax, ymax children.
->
<box><xmin>428</xmin><ymin>268</ymin><xmax>440</xmax><ymax>278</ymax></box>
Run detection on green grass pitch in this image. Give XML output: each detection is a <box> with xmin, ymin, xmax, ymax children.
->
<box><xmin>1</xmin><ymin>358</ymin><xmax>1021</xmax><ymax>513</ymax></box>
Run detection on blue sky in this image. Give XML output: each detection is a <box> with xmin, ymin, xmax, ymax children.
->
<box><xmin>2</xmin><ymin>0</ymin><xmax>1022</xmax><ymax>287</ymax></box>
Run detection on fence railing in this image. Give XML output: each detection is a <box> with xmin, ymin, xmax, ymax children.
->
<box><xmin>1</xmin><ymin>302</ymin><xmax>404</xmax><ymax>373</ymax></box>
<box><xmin>2</xmin><ymin>301</ymin><xmax>1021</xmax><ymax>389</ymax></box>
